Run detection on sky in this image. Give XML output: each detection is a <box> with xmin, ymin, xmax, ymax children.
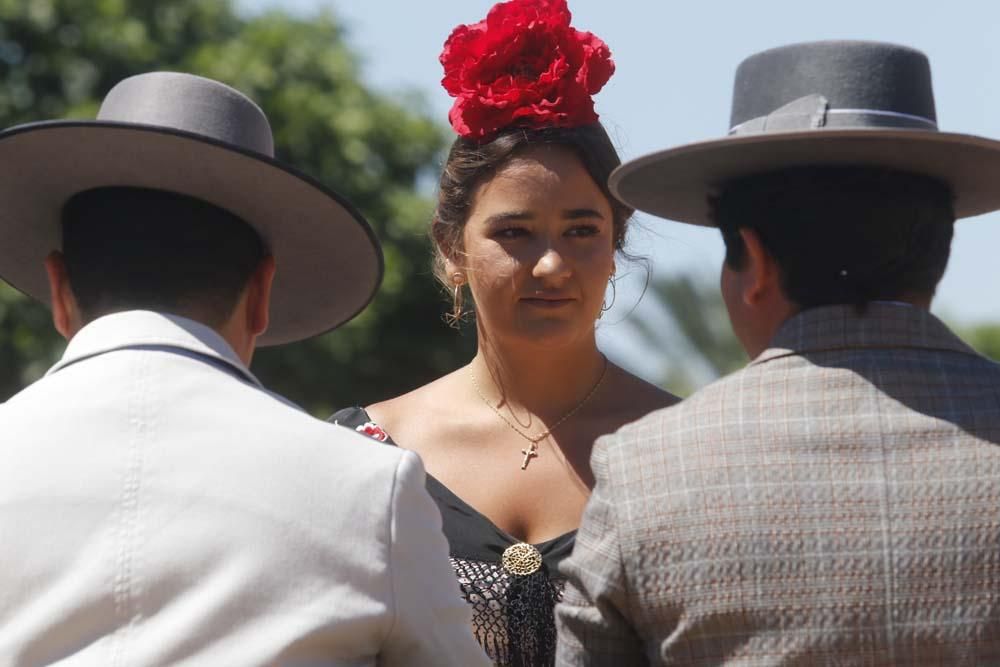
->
<box><xmin>240</xmin><ymin>0</ymin><xmax>1000</xmax><ymax>380</ymax></box>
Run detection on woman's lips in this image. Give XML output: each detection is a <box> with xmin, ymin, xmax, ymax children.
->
<box><xmin>521</xmin><ymin>297</ymin><xmax>575</xmax><ymax>308</ymax></box>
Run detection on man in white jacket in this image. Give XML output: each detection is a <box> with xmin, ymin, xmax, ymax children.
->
<box><xmin>0</xmin><ymin>72</ymin><xmax>489</xmax><ymax>666</ymax></box>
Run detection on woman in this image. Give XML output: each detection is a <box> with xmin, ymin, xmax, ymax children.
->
<box><xmin>333</xmin><ymin>1</ymin><xmax>678</xmax><ymax>664</ymax></box>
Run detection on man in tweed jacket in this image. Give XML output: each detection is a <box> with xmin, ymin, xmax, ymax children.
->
<box><xmin>556</xmin><ymin>41</ymin><xmax>1000</xmax><ymax>665</ymax></box>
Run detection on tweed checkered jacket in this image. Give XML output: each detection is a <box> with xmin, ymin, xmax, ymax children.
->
<box><xmin>556</xmin><ymin>303</ymin><xmax>1000</xmax><ymax>665</ymax></box>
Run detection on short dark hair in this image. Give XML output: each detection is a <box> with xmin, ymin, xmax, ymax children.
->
<box><xmin>61</xmin><ymin>187</ymin><xmax>266</xmax><ymax>325</ymax></box>
<box><xmin>433</xmin><ymin>123</ymin><xmax>633</xmax><ymax>290</ymax></box>
<box><xmin>712</xmin><ymin>166</ymin><xmax>955</xmax><ymax>310</ymax></box>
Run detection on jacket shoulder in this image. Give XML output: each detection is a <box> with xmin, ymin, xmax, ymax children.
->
<box><xmin>611</xmin><ymin>366</ymin><xmax>754</xmax><ymax>445</ymax></box>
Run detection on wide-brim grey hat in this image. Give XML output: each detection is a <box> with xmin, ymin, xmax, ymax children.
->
<box><xmin>611</xmin><ymin>41</ymin><xmax>1000</xmax><ymax>226</ymax></box>
<box><xmin>0</xmin><ymin>71</ymin><xmax>382</xmax><ymax>345</ymax></box>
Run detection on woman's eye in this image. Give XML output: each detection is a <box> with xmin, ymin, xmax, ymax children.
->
<box><xmin>567</xmin><ymin>224</ymin><xmax>600</xmax><ymax>237</ymax></box>
<box><xmin>494</xmin><ymin>226</ymin><xmax>528</xmax><ymax>239</ymax></box>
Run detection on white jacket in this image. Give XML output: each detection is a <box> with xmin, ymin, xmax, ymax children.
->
<box><xmin>0</xmin><ymin>311</ymin><xmax>488</xmax><ymax>667</ymax></box>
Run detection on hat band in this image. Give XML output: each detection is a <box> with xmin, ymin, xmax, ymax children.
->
<box><xmin>729</xmin><ymin>94</ymin><xmax>938</xmax><ymax>136</ymax></box>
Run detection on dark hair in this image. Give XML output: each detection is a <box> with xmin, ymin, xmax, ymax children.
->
<box><xmin>713</xmin><ymin>166</ymin><xmax>955</xmax><ymax>310</ymax></box>
<box><xmin>61</xmin><ymin>187</ymin><xmax>266</xmax><ymax>325</ymax></box>
<box><xmin>432</xmin><ymin>123</ymin><xmax>633</xmax><ymax>290</ymax></box>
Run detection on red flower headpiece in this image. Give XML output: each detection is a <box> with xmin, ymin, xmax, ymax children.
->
<box><xmin>440</xmin><ymin>0</ymin><xmax>615</xmax><ymax>141</ymax></box>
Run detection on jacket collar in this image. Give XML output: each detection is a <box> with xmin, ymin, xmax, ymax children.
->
<box><xmin>47</xmin><ymin>310</ymin><xmax>261</xmax><ymax>387</ymax></box>
<box><xmin>751</xmin><ymin>302</ymin><xmax>979</xmax><ymax>366</ymax></box>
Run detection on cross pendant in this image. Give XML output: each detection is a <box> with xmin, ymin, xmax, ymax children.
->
<box><xmin>520</xmin><ymin>443</ymin><xmax>539</xmax><ymax>470</ymax></box>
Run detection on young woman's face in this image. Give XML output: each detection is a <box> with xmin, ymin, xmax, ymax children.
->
<box><xmin>455</xmin><ymin>145</ymin><xmax>616</xmax><ymax>349</ymax></box>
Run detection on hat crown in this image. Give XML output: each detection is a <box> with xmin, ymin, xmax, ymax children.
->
<box><xmin>610</xmin><ymin>39</ymin><xmax>1000</xmax><ymax>227</ymax></box>
<box><xmin>97</xmin><ymin>72</ymin><xmax>274</xmax><ymax>157</ymax></box>
<box><xmin>729</xmin><ymin>41</ymin><xmax>936</xmax><ymax>133</ymax></box>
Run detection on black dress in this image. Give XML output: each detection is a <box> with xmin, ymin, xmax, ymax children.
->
<box><xmin>330</xmin><ymin>407</ymin><xmax>574</xmax><ymax>667</ymax></box>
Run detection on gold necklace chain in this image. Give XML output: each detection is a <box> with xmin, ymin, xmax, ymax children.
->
<box><xmin>469</xmin><ymin>357</ymin><xmax>609</xmax><ymax>470</ymax></box>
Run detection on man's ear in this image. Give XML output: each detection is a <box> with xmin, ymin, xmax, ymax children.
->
<box><xmin>246</xmin><ymin>254</ymin><xmax>276</xmax><ymax>337</ymax></box>
<box><xmin>738</xmin><ymin>227</ymin><xmax>780</xmax><ymax>307</ymax></box>
<box><xmin>44</xmin><ymin>251</ymin><xmax>82</xmax><ymax>340</ymax></box>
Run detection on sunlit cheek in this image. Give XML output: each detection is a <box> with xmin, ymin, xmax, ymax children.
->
<box><xmin>720</xmin><ymin>263</ymin><xmax>736</xmax><ymax>311</ymax></box>
<box><xmin>466</xmin><ymin>247</ymin><xmax>521</xmax><ymax>316</ymax></box>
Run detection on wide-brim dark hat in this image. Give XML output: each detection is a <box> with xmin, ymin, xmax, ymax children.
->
<box><xmin>611</xmin><ymin>41</ymin><xmax>1000</xmax><ymax>226</ymax></box>
<box><xmin>0</xmin><ymin>71</ymin><xmax>382</xmax><ymax>345</ymax></box>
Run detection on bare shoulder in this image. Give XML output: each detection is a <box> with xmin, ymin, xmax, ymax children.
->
<box><xmin>364</xmin><ymin>367</ymin><xmax>469</xmax><ymax>442</ymax></box>
<box><xmin>601</xmin><ymin>362</ymin><xmax>680</xmax><ymax>424</ymax></box>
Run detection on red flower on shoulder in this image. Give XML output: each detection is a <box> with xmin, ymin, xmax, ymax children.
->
<box><xmin>356</xmin><ymin>421</ymin><xmax>389</xmax><ymax>442</ymax></box>
<box><xmin>440</xmin><ymin>0</ymin><xmax>614</xmax><ymax>140</ymax></box>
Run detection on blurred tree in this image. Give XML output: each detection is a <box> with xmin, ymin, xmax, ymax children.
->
<box><xmin>631</xmin><ymin>275</ymin><xmax>746</xmax><ymax>396</ymax></box>
<box><xmin>638</xmin><ymin>275</ymin><xmax>1000</xmax><ymax>397</ymax></box>
<box><xmin>959</xmin><ymin>323</ymin><xmax>1000</xmax><ymax>361</ymax></box>
<box><xmin>0</xmin><ymin>0</ymin><xmax>473</xmax><ymax>413</ymax></box>
<box><xmin>0</xmin><ymin>283</ymin><xmax>63</xmax><ymax>401</ymax></box>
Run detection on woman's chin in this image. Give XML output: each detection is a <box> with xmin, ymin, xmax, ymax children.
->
<box><xmin>509</xmin><ymin>317</ymin><xmax>597</xmax><ymax>349</ymax></box>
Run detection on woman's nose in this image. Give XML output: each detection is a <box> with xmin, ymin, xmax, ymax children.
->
<box><xmin>532</xmin><ymin>245</ymin><xmax>571</xmax><ymax>281</ymax></box>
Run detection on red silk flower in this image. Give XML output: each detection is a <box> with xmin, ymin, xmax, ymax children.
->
<box><xmin>440</xmin><ymin>0</ymin><xmax>615</xmax><ymax>140</ymax></box>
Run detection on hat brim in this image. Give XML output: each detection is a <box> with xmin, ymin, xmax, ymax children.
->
<box><xmin>610</xmin><ymin>129</ymin><xmax>1000</xmax><ymax>226</ymax></box>
<box><xmin>0</xmin><ymin>120</ymin><xmax>383</xmax><ymax>346</ymax></box>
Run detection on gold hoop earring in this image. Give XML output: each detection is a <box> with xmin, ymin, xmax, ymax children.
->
<box><xmin>600</xmin><ymin>274</ymin><xmax>616</xmax><ymax>317</ymax></box>
<box><xmin>448</xmin><ymin>272</ymin><xmax>466</xmax><ymax>327</ymax></box>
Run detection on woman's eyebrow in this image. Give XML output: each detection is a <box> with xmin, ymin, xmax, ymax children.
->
<box><xmin>564</xmin><ymin>207</ymin><xmax>605</xmax><ymax>220</ymax></box>
<box><xmin>484</xmin><ymin>210</ymin><xmax>534</xmax><ymax>226</ymax></box>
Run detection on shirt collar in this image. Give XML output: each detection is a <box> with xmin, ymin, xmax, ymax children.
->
<box><xmin>751</xmin><ymin>302</ymin><xmax>979</xmax><ymax>366</ymax></box>
<box><xmin>47</xmin><ymin>310</ymin><xmax>261</xmax><ymax>387</ymax></box>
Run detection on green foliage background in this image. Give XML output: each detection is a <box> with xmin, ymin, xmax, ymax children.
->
<box><xmin>961</xmin><ymin>323</ymin><xmax>1000</xmax><ymax>362</ymax></box>
<box><xmin>0</xmin><ymin>0</ymin><xmax>475</xmax><ymax>414</ymax></box>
